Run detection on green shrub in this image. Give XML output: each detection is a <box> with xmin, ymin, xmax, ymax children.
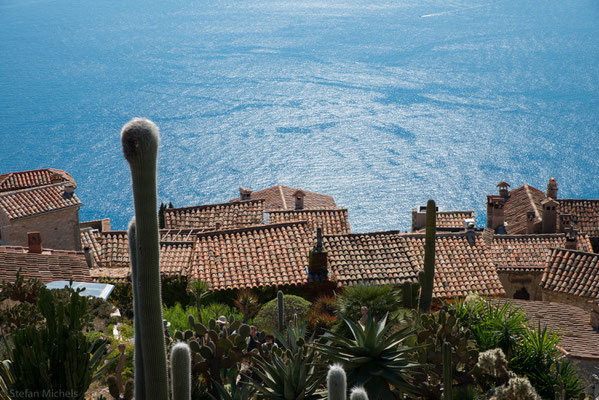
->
<box><xmin>334</xmin><ymin>284</ymin><xmax>402</xmax><ymax>335</ymax></box>
<box><xmin>254</xmin><ymin>294</ymin><xmax>311</xmax><ymax>333</ymax></box>
<box><xmin>163</xmin><ymin>303</ymin><xmax>243</xmax><ymax>334</ymax></box>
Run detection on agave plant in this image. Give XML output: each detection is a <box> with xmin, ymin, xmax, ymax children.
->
<box><xmin>248</xmin><ymin>343</ymin><xmax>323</xmax><ymax>400</ymax></box>
<box><xmin>234</xmin><ymin>289</ymin><xmax>260</xmax><ymax>323</ymax></box>
<box><xmin>316</xmin><ymin>314</ymin><xmax>420</xmax><ymax>400</ymax></box>
<box><xmin>210</xmin><ymin>366</ymin><xmax>257</xmax><ymax>400</ymax></box>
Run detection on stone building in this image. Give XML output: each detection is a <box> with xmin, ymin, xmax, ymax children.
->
<box><xmin>0</xmin><ymin>169</ymin><xmax>82</xmax><ymax>251</ymax></box>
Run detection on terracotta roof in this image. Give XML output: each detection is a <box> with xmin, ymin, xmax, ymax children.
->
<box><xmin>160</xmin><ymin>229</ymin><xmax>205</xmax><ymax>242</ymax></box>
<box><xmin>436</xmin><ymin>211</ymin><xmax>475</xmax><ymax>230</ymax></box>
<box><xmin>268</xmin><ymin>209</ymin><xmax>351</xmax><ymax>235</ymax></box>
<box><xmin>491</xmin><ymin>299</ymin><xmax>599</xmax><ymax>361</ymax></box>
<box><xmin>190</xmin><ymin>222</ymin><xmax>314</xmax><ymax>291</ymax></box>
<box><xmin>229</xmin><ymin>184</ymin><xmax>336</xmax><ymax>210</ymax></box>
<box><xmin>80</xmin><ymin>230</ymin><xmax>195</xmax><ymax>275</ymax></box>
<box><xmin>322</xmin><ymin>231</ymin><xmax>418</xmax><ymax>286</ymax></box>
<box><xmin>0</xmin><ymin>246</ymin><xmax>91</xmax><ymax>283</ymax></box>
<box><xmin>541</xmin><ymin>248</ymin><xmax>599</xmax><ymax>299</ymax></box>
<box><xmin>0</xmin><ymin>184</ymin><xmax>82</xmax><ymax>220</ymax></box>
<box><xmin>90</xmin><ymin>267</ymin><xmax>130</xmax><ymax>282</ymax></box>
<box><xmin>400</xmin><ymin>233</ymin><xmax>505</xmax><ymax>298</ymax></box>
<box><xmin>557</xmin><ymin>199</ymin><xmax>599</xmax><ymax>236</ymax></box>
<box><xmin>489</xmin><ymin>233</ymin><xmax>593</xmax><ymax>269</ymax></box>
<box><xmin>0</xmin><ymin>168</ymin><xmax>74</xmax><ymax>193</ymax></box>
<box><xmin>504</xmin><ymin>184</ymin><xmax>545</xmax><ymax>234</ymax></box>
<box><xmin>164</xmin><ymin>200</ymin><xmax>265</xmax><ymax>230</ymax></box>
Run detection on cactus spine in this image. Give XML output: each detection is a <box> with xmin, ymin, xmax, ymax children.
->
<box><xmin>349</xmin><ymin>387</ymin><xmax>369</xmax><ymax>400</ymax></box>
<box><xmin>328</xmin><ymin>364</ymin><xmax>347</xmax><ymax>400</ymax></box>
<box><xmin>122</xmin><ymin>118</ymin><xmax>168</xmax><ymax>400</ymax></box>
<box><xmin>277</xmin><ymin>290</ymin><xmax>284</xmax><ymax>331</ymax></box>
<box><xmin>418</xmin><ymin>199</ymin><xmax>437</xmax><ymax>313</ymax></box>
<box><xmin>170</xmin><ymin>343</ymin><xmax>191</xmax><ymax>400</ymax></box>
<box><xmin>443</xmin><ymin>341</ymin><xmax>453</xmax><ymax>400</ymax></box>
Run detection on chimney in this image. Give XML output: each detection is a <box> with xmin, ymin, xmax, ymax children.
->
<box><xmin>564</xmin><ymin>227</ymin><xmax>578</xmax><ymax>250</ymax></box>
<box><xmin>215</xmin><ymin>220</ymin><xmax>222</xmax><ymax>230</ymax></box>
<box><xmin>465</xmin><ymin>222</ymin><xmax>476</xmax><ymax>245</ymax></box>
<box><xmin>239</xmin><ymin>187</ymin><xmax>252</xmax><ymax>201</ymax></box>
<box><xmin>497</xmin><ymin>180</ymin><xmax>511</xmax><ymax>199</ymax></box>
<box><xmin>294</xmin><ymin>190</ymin><xmax>305</xmax><ymax>210</ymax></box>
<box><xmin>308</xmin><ymin>227</ymin><xmax>327</xmax><ymax>275</ymax></box>
<box><xmin>63</xmin><ymin>183</ymin><xmax>76</xmax><ymax>199</ymax></box>
<box><xmin>592</xmin><ymin>300</ymin><xmax>599</xmax><ymax>331</ymax></box>
<box><xmin>100</xmin><ymin>218</ymin><xmax>111</xmax><ymax>233</ymax></box>
<box><xmin>526</xmin><ymin>211</ymin><xmax>536</xmax><ymax>234</ymax></box>
<box><xmin>541</xmin><ymin>198</ymin><xmax>558</xmax><ymax>233</ymax></box>
<box><xmin>546</xmin><ymin>177</ymin><xmax>558</xmax><ymax>199</ymax></box>
<box><xmin>486</xmin><ymin>196</ymin><xmax>505</xmax><ymax>231</ymax></box>
<box><xmin>84</xmin><ymin>247</ymin><xmax>95</xmax><ymax>269</ymax></box>
<box><xmin>27</xmin><ymin>232</ymin><xmax>42</xmax><ymax>253</ymax></box>
<box><xmin>463</xmin><ymin>218</ymin><xmax>475</xmax><ymax>231</ymax></box>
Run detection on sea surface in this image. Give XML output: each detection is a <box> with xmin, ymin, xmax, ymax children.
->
<box><xmin>1</xmin><ymin>0</ymin><xmax>598</xmax><ymax>232</ymax></box>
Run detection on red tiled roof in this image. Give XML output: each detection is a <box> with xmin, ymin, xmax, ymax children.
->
<box><xmin>0</xmin><ymin>168</ymin><xmax>74</xmax><ymax>193</ymax></box>
<box><xmin>190</xmin><ymin>222</ymin><xmax>314</xmax><ymax>291</ymax></box>
<box><xmin>164</xmin><ymin>200</ymin><xmax>265</xmax><ymax>230</ymax></box>
<box><xmin>436</xmin><ymin>211</ymin><xmax>475</xmax><ymax>230</ymax></box>
<box><xmin>489</xmin><ymin>233</ymin><xmax>593</xmax><ymax>269</ymax></box>
<box><xmin>80</xmin><ymin>228</ymin><xmax>102</xmax><ymax>266</ymax></box>
<box><xmin>0</xmin><ymin>246</ymin><xmax>91</xmax><ymax>283</ymax></box>
<box><xmin>0</xmin><ymin>184</ymin><xmax>82</xmax><ymax>220</ymax></box>
<box><xmin>504</xmin><ymin>184</ymin><xmax>545</xmax><ymax>234</ymax></box>
<box><xmin>541</xmin><ymin>248</ymin><xmax>599</xmax><ymax>299</ymax></box>
<box><xmin>491</xmin><ymin>298</ymin><xmax>599</xmax><ymax>361</ymax></box>
<box><xmin>229</xmin><ymin>185</ymin><xmax>337</xmax><ymax>210</ymax></box>
<box><xmin>400</xmin><ymin>233</ymin><xmax>505</xmax><ymax>298</ymax></box>
<box><xmin>269</xmin><ymin>209</ymin><xmax>350</xmax><ymax>235</ymax></box>
<box><xmin>558</xmin><ymin>199</ymin><xmax>599</xmax><ymax>236</ymax></box>
<box><xmin>323</xmin><ymin>231</ymin><xmax>418</xmax><ymax>287</ymax></box>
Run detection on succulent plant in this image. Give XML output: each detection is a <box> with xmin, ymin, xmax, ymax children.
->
<box><xmin>277</xmin><ymin>290</ymin><xmax>285</xmax><ymax>332</ymax></box>
<box><xmin>328</xmin><ymin>364</ymin><xmax>347</xmax><ymax>400</ymax></box>
<box><xmin>418</xmin><ymin>199</ymin><xmax>436</xmax><ymax>313</ymax></box>
<box><xmin>349</xmin><ymin>387</ymin><xmax>369</xmax><ymax>400</ymax></box>
<box><xmin>443</xmin><ymin>342</ymin><xmax>453</xmax><ymax>400</ymax></box>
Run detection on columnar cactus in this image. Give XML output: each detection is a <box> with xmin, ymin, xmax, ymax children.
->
<box><xmin>349</xmin><ymin>387</ymin><xmax>369</xmax><ymax>400</ymax></box>
<box><xmin>402</xmin><ymin>281</ymin><xmax>413</xmax><ymax>309</ymax></box>
<box><xmin>418</xmin><ymin>199</ymin><xmax>437</xmax><ymax>313</ymax></box>
<box><xmin>328</xmin><ymin>364</ymin><xmax>347</xmax><ymax>400</ymax></box>
<box><xmin>122</xmin><ymin>118</ymin><xmax>168</xmax><ymax>400</ymax></box>
<box><xmin>442</xmin><ymin>341</ymin><xmax>453</xmax><ymax>400</ymax></box>
<box><xmin>277</xmin><ymin>290</ymin><xmax>285</xmax><ymax>331</ymax></box>
<box><xmin>170</xmin><ymin>343</ymin><xmax>191</xmax><ymax>400</ymax></box>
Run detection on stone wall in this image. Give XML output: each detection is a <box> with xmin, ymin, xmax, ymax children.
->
<box><xmin>0</xmin><ymin>207</ymin><xmax>81</xmax><ymax>251</ymax></box>
<box><xmin>497</xmin><ymin>270</ymin><xmax>543</xmax><ymax>300</ymax></box>
<box><xmin>541</xmin><ymin>289</ymin><xmax>595</xmax><ymax>311</ymax></box>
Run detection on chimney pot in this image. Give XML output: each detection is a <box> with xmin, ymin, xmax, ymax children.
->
<box><xmin>84</xmin><ymin>246</ymin><xmax>95</xmax><ymax>269</ymax></box>
<box><xmin>308</xmin><ymin>227</ymin><xmax>327</xmax><ymax>275</ymax></box>
<box><xmin>239</xmin><ymin>187</ymin><xmax>252</xmax><ymax>201</ymax></box>
<box><xmin>546</xmin><ymin>177</ymin><xmax>558</xmax><ymax>199</ymax></box>
<box><xmin>294</xmin><ymin>190</ymin><xmax>305</xmax><ymax>210</ymax></box>
<box><xmin>541</xmin><ymin>198</ymin><xmax>558</xmax><ymax>233</ymax></box>
<box><xmin>27</xmin><ymin>232</ymin><xmax>42</xmax><ymax>253</ymax></box>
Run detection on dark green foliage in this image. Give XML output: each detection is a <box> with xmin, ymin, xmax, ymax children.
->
<box><xmin>306</xmin><ymin>296</ymin><xmax>337</xmax><ymax>336</ymax></box>
<box><xmin>418</xmin><ymin>199</ymin><xmax>436</xmax><ymax>313</ymax></box>
<box><xmin>159</xmin><ymin>202</ymin><xmax>167</xmax><ymax>229</ymax></box>
<box><xmin>162</xmin><ymin>276</ymin><xmax>194</xmax><ymax>308</ymax></box>
<box><xmin>0</xmin><ymin>269</ymin><xmax>44</xmax><ymax>303</ymax></box>
<box><xmin>401</xmin><ymin>281</ymin><xmax>420</xmax><ymax>310</ymax></box>
<box><xmin>174</xmin><ymin>315</ymin><xmax>250</xmax><ymax>396</ymax></box>
<box><xmin>95</xmin><ymin>279</ymin><xmax>134</xmax><ymax>319</ymax></box>
<box><xmin>209</xmin><ymin>366</ymin><xmax>256</xmax><ymax>400</ymax></box>
<box><xmin>254</xmin><ymin>295</ymin><xmax>311</xmax><ymax>333</ymax></box>
<box><xmin>249</xmin><ymin>330</ymin><xmax>323</xmax><ymax>400</ymax></box>
<box><xmin>164</xmin><ymin>303</ymin><xmax>243</xmax><ymax>333</ymax></box>
<box><xmin>0</xmin><ymin>301</ymin><xmax>43</xmax><ymax>333</ymax></box>
<box><xmin>316</xmin><ymin>314</ymin><xmax>420</xmax><ymax>399</ymax></box>
<box><xmin>188</xmin><ymin>280</ymin><xmax>213</xmax><ymax>324</ymax></box>
<box><xmin>334</xmin><ymin>284</ymin><xmax>402</xmax><ymax>335</ymax></box>
<box><xmin>233</xmin><ymin>289</ymin><xmax>260</xmax><ymax>323</ymax></box>
<box><xmin>2</xmin><ymin>287</ymin><xmax>114</xmax><ymax>399</ymax></box>
<box><xmin>414</xmin><ymin>307</ymin><xmax>478</xmax><ymax>399</ymax></box>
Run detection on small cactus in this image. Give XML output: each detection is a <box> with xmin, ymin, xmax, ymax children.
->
<box><xmin>349</xmin><ymin>387</ymin><xmax>369</xmax><ymax>400</ymax></box>
<box><xmin>442</xmin><ymin>341</ymin><xmax>453</xmax><ymax>400</ymax></box>
<box><xmin>490</xmin><ymin>377</ymin><xmax>540</xmax><ymax>400</ymax></box>
<box><xmin>328</xmin><ymin>364</ymin><xmax>347</xmax><ymax>400</ymax></box>
<box><xmin>277</xmin><ymin>290</ymin><xmax>285</xmax><ymax>331</ymax></box>
<box><xmin>170</xmin><ymin>343</ymin><xmax>191</xmax><ymax>400</ymax></box>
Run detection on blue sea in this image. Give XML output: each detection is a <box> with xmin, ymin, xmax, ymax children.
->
<box><xmin>1</xmin><ymin>0</ymin><xmax>598</xmax><ymax>232</ymax></box>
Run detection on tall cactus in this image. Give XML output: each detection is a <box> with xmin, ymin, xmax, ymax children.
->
<box><xmin>170</xmin><ymin>343</ymin><xmax>191</xmax><ymax>400</ymax></box>
<box><xmin>349</xmin><ymin>387</ymin><xmax>369</xmax><ymax>400</ymax></box>
<box><xmin>277</xmin><ymin>290</ymin><xmax>285</xmax><ymax>331</ymax></box>
<box><xmin>328</xmin><ymin>364</ymin><xmax>347</xmax><ymax>400</ymax></box>
<box><xmin>443</xmin><ymin>341</ymin><xmax>453</xmax><ymax>400</ymax></box>
<box><xmin>127</xmin><ymin>220</ymin><xmax>145</xmax><ymax>400</ymax></box>
<box><xmin>122</xmin><ymin>118</ymin><xmax>168</xmax><ymax>400</ymax></box>
<box><xmin>402</xmin><ymin>281</ymin><xmax>413</xmax><ymax>309</ymax></box>
<box><xmin>418</xmin><ymin>199</ymin><xmax>437</xmax><ymax>313</ymax></box>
